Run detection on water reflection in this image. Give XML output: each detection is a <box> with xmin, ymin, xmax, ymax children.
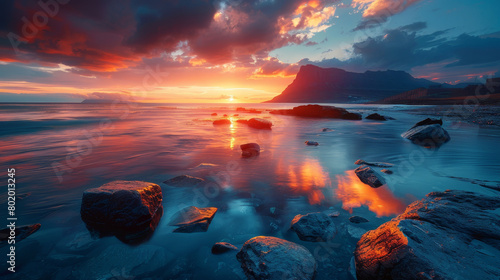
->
<box><xmin>282</xmin><ymin>158</ymin><xmax>331</xmax><ymax>204</ymax></box>
<box><xmin>335</xmin><ymin>170</ymin><xmax>406</xmax><ymax>217</ymax></box>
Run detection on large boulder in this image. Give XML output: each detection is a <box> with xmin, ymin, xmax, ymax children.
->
<box><xmin>169</xmin><ymin>206</ymin><xmax>218</xmax><ymax>233</ymax></box>
<box><xmin>247</xmin><ymin>118</ymin><xmax>272</xmax><ymax>129</ymax></box>
<box><xmin>240</xmin><ymin>143</ymin><xmax>260</xmax><ymax>158</ymax></box>
<box><xmin>355</xmin><ymin>190</ymin><xmax>500</xmax><ymax>280</ymax></box>
<box><xmin>236</xmin><ymin>236</ymin><xmax>316</xmax><ymax>280</ymax></box>
<box><xmin>402</xmin><ymin>119</ymin><xmax>450</xmax><ymax>147</ymax></box>
<box><xmin>354</xmin><ymin>166</ymin><xmax>386</xmax><ymax>188</ymax></box>
<box><xmin>80</xmin><ymin>181</ymin><xmax>163</xmax><ymax>243</ymax></box>
<box><xmin>270</xmin><ymin>104</ymin><xmax>362</xmax><ymax>120</ymax></box>
<box><xmin>290</xmin><ymin>212</ymin><xmax>337</xmax><ymax>242</ymax></box>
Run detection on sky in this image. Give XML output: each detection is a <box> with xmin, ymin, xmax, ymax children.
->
<box><xmin>0</xmin><ymin>0</ymin><xmax>499</xmax><ymax>103</ymax></box>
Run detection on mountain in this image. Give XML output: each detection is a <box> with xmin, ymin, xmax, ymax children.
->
<box><xmin>376</xmin><ymin>78</ymin><xmax>500</xmax><ymax>105</ymax></box>
<box><xmin>265</xmin><ymin>65</ymin><xmax>439</xmax><ymax>103</ymax></box>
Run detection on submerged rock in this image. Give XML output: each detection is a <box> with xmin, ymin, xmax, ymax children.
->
<box><xmin>349</xmin><ymin>216</ymin><xmax>369</xmax><ymax>224</ymax></box>
<box><xmin>322</xmin><ymin>128</ymin><xmax>333</xmax><ymax>132</ymax></box>
<box><xmin>305</xmin><ymin>141</ymin><xmax>319</xmax><ymax>146</ymax></box>
<box><xmin>365</xmin><ymin>113</ymin><xmax>389</xmax><ymax>121</ymax></box>
<box><xmin>213</xmin><ymin>119</ymin><xmax>231</xmax><ymax>125</ymax></box>
<box><xmin>402</xmin><ymin>119</ymin><xmax>450</xmax><ymax>147</ymax></box>
<box><xmin>247</xmin><ymin>118</ymin><xmax>272</xmax><ymax>129</ymax></box>
<box><xmin>355</xmin><ymin>190</ymin><xmax>500</xmax><ymax>280</ymax></box>
<box><xmin>212</xmin><ymin>242</ymin><xmax>238</xmax><ymax>254</ymax></box>
<box><xmin>270</xmin><ymin>104</ymin><xmax>362</xmax><ymax>120</ymax></box>
<box><xmin>240</xmin><ymin>143</ymin><xmax>260</xmax><ymax>158</ymax></box>
<box><xmin>163</xmin><ymin>175</ymin><xmax>205</xmax><ymax>187</ymax></box>
<box><xmin>0</xmin><ymin>224</ymin><xmax>41</xmax><ymax>246</ymax></box>
<box><xmin>80</xmin><ymin>180</ymin><xmax>163</xmax><ymax>243</ymax></box>
<box><xmin>211</xmin><ymin>113</ymin><xmax>218</xmax><ymax>116</ymax></box>
<box><xmin>290</xmin><ymin>212</ymin><xmax>337</xmax><ymax>242</ymax></box>
<box><xmin>236</xmin><ymin>236</ymin><xmax>316</xmax><ymax>280</ymax></box>
<box><xmin>169</xmin><ymin>206</ymin><xmax>218</xmax><ymax>233</ymax></box>
<box><xmin>355</xmin><ymin>159</ymin><xmax>394</xmax><ymax>168</ymax></box>
<box><xmin>354</xmin><ymin>166</ymin><xmax>386</xmax><ymax>188</ymax></box>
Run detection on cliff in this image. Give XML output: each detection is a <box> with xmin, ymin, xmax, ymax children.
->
<box><xmin>265</xmin><ymin>65</ymin><xmax>438</xmax><ymax>103</ymax></box>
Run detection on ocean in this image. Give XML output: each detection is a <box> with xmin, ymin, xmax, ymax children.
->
<box><xmin>1</xmin><ymin>102</ymin><xmax>499</xmax><ymax>279</ymax></box>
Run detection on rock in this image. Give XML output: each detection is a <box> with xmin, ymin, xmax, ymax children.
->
<box><xmin>305</xmin><ymin>141</ymin><xmax>319</xmax><ymax>146</ymax></box>
<box><xmin>163</xmin><ymin>175</ymin><xmax>205</xmax><ymax>187</ymax></box>
<box><xmin>354</xmin><ymin>159</ymin><xmax>394</xmax><ymax>168</ymax></box>
<box><xmin>410</xmin><ymin>118</ymin><xmax>442</xmax><ymax>129</ymax></box>
<box><xmin>380</xmin><ymin>169</ymin><xmax>393</xmax><ymax>174</ymax></box>
<box><xmin>402</xmin><ymin>123</ymin><xmax>450</xmax><ymax>147</ymax></box>
<box><xmin>355</xmin><ymin>190</ymin><xmax>500</xmax><ymax>280</ymax></box>
<box><xmin>213</xmin><ymin>119</ymin><xmax>231</xmax><ymax>125</ymax></box>
<box><xmin>223</xmin><ymin>114</ymin><xmax>228</xmax><ymax>117</ymax></box>
<box><xmin>347</xmin><ymin>225</ymin><xmax>368</xmax><ymax>240</ymax></box>
<box><xmin>0</xmin><ymin>224</ymin><xmax>41</xmax><ymax>246</ymax></box>
<box><xmin>72</xmin><ymin>244</ymin><xmax>170</xmax><ymax>280</ymax></box>
<box><xmin>354</xmin><ymin>166</ymin><xmax>386</xmax><ymax>188</ymax></box>
<box><xmin>270</xmin><ymin>104</ymin><xmax>361</xmax><ymax>120</ymax></box>
<box><xmin>290</xmin><ymin>212</ymin><xmax>337</xmax><ymax>242</ymax></box>
<box><xmin>323</xmin><ymin>209</ymin><xmax>341</xmax><ymax>218</ymax></box>
<box><xmin>236</xmin><ymin>236</ymin><xmax>316</xmax><ymax>280</ymax></box>
<box><xmin>342</xmin><ymin>112</ymin><xmax>363</xmax><ymax>120</ymax></box>
<box><xmin>212</xmin><ymin>242</ymin><xmax>238</xmax><ymax>254</ymax></box>
<box><xmin>247</xmin><ymin>118</ymin><xmax>272</xmax><ymax>129</ymax></box>
<box><xmin>80</xmin><ymin>180</ymin><xmax>163</xmax><ymax>243</ymax></box>
<box><xmin>349</xmin><ymin>216</ymin><xmax>369</xmax><ymax>224</ymax></box>
<box><xmin>211</xmin><ymin>113</ymin><xmax>218</xmax><ymax>116</ymax></box>
<box><xmin>366</xmin><ymin>113</ymin><xmax>389</xmax><ymax>121</ymax></box>
<box><xmin>237</xmin><ymin>107</ymin><xmax>262</xmax><ymax>114</ymax></box>
<box><xmin>169</xmin><ymin>206</ymin><xmax>218</xmax><ymax>233</ymax></box>
<box><xmin>240</xmin><ymin>143</ymin><xmax>260</xmax><ymax>158</ymax></box>
<box><xmin>322</xmin><ymin>128</ymin><xmax>333</xmax><ymax>132</ymax></box>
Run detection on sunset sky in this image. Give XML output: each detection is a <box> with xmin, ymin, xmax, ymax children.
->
<box><xmin>0</xmin><ymin>0</ymin><xmax>499</xmax><ymax>103</ymax></box>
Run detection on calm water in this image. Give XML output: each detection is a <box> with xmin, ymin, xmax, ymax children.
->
<box><xmin>1</xmin><ymin>103</ymin><xmax>499</xmax><ymax>279</ymax></box>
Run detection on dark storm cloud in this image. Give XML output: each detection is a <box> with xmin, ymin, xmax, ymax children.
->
<box><xmin>398</xmin><ymin>21</ymin><xmax>427</xmax><ymax>32</ymax></box>
<box><xmin>303</xmin><ymin>23</ymin><xmax>500</xmax><ymax>76</ymax></box>
<box><xmin>0</xmin><ymin>0</ymin><xmax>338</xmax><ymax>71</ymax></box>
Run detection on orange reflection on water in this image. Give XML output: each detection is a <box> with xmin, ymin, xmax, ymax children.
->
<box><xmin>336</xmin><ymin>170</ymin><xmax>406</xmax><ymax>217</ymax></box>
<box><xmin>286</xmin><ymin>158</ymin><xmax>331</xmax><ymax>204</ymax></box>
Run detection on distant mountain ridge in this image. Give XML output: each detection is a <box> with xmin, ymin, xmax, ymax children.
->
<box><xmin>265</xmin><ymin>65</ymin><xmax>439</xmax><ymax>103</ymax></box>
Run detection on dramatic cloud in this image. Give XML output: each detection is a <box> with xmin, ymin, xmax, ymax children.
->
<box><xmin>302</xmin><ymin>23</ymin><xmax>500</xmax><ymax>83</ymax></box>
<box><xmin>0</xmin><ymin>0</ymin><xmax>339</xmax><ymax>72</ymax></box>
<box><xmin>352</xmin><ymin>0</ymin><xmax>423</xmax><ymax>31</ymax></box>
<box><xmin>252</xmin><ymin>57</ymin><xmax>300</xmax><ymax>78</ymax></box>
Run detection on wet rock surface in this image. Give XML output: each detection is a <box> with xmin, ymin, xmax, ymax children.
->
<box><xmin>80</xmin><ymin>180</ymin><xmax>163</xmax><ymax>243</ymax></box>
<box><xmin>163</xmin><ymin>175</ymin><xmax>206</xmax><ymax>187</ymax></box>
<box><xmin>402</xmin><ymin>119</ymin><xmax>450</xmax><ymax>147</ymax></box>
<box><xmin>355</xmin><ymin>190</ymin><xmax>500</xmax><ymax>280</ymax></box>
<box><xmin>355</xmin><ymin>159</ymin><xmax>394</xmax><ymax>168</ymax></box>
<box><xmin>241</xmin><ymin>143</ymin><xmax>260</xmax><ymax>158</ymax></box>
<box><xmin>305</xmin><ymin>141</ymin><xmax>319</xmax><ymax>146</ymax></box>
<box><xmin>354</xmin><ymin>166</ymin><xmax>386</xmax><ymax>188</ymax></box>
<box><xmin>236</xmin><ymin>236</ymin><xmax>316</xmax><ymax>280</ymax></box>
<box><xmin>247</xmin><ymin>118</ymin><xmax>273</xmax><ymax>129</ymax></box>
<box><xmin>365</xmin><ymin>113</ymin><xmax>391</xmax><ymax>121</ymax></box>
<box><xmin>169</xmin><ymin>206</ymin><xmax>218</xmax><ymax>233</ymax></box>
<box><xmin>290</xmin><ymin>212</ymin><xmax>337</xmax><ymax>242</ymax></box>
<box><xmin>212</xmin><ymin>242</ymin><xmax>238</xmax><ymax>254</ymax></box>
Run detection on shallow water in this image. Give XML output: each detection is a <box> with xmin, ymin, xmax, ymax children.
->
<box><xmin>1</xmin><ymin>103</ymin><xmax>499</xmax><ymax>279</ymax></box>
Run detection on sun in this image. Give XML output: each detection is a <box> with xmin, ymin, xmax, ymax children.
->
<box><xmin>229</xmin><ymin>95</ymin><xmax>234</xmax><ymax>102</ymax></box>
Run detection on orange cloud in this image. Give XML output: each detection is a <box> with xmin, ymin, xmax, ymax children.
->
<box><xmin>352</xmin><ymin>0</ymin><xmax>422</xmax><ymax>18</ymax></box>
